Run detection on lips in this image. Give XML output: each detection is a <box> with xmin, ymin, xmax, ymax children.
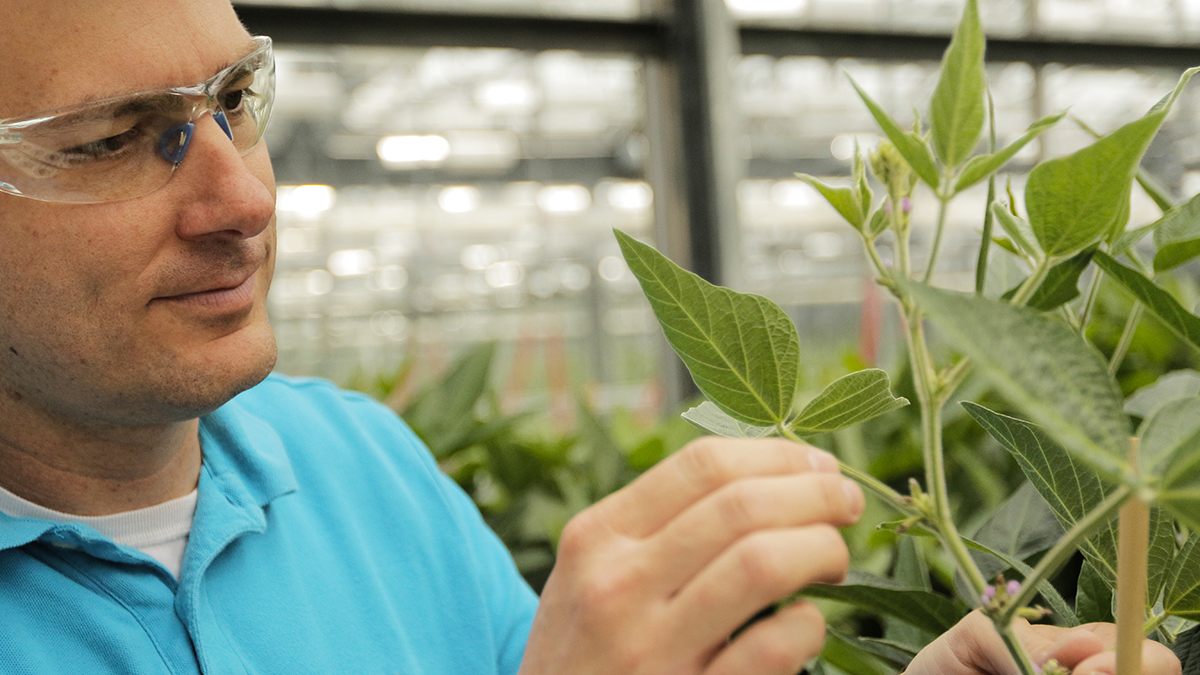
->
<box><xmin>151</xmin><ymin>243</ymin><xmax>268</xmax><ymax>310</ymax></box>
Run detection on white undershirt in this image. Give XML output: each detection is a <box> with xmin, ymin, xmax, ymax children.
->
<box><xmin>0</xmin><ymin>484</ymin><xmax>196</xmax><ymax>579</ymax></box>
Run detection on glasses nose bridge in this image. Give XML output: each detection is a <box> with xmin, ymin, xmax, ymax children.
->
<box><xmin>158</xmin><ymin>93</ymin><xmax>235</xmax><ymax>165</ymax></box>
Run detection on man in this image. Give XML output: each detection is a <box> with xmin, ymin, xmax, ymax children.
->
<box><xmin>0</xmin><ymin>1</ymin><xmax>1180</xmax><ymax>674</ymax></box>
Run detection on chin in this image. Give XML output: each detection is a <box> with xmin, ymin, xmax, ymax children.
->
<box><xmin>136</xmin><ymin>322</ymin><xmax>279</xmax><ymax>423</ymax></box>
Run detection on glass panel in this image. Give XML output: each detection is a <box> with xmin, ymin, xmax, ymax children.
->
<box><xmin>266</xmin><ymin>44</ymin><xmax>664</xmax><ymax>416</ymax></box>
<box><xmin>237</xmin><ymin>0</ymin><xmax>657</xmax><ymax>20</ymax></box>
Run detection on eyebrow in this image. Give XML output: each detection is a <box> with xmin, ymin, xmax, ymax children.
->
<box><xmin>75</xmin><ymin>37</ymin><xmax>261</xmax><ymax>106</ymax></box>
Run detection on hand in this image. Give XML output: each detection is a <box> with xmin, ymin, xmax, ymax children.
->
<box><xmin>905</xmin><ymin>610</ymin><xmax>1181</xmax><ymax>675</ymax></box>
<box><xmin>517</xmin><ymin>437</ymin><xmax>865</xmax><ymax>675</ymax></box>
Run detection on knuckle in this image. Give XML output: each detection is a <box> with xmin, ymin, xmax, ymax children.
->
<box><xmin>678</xmin><ymin>438</ymin><xmax>736</xmax><ymax>490</ymax></box>
<box><xmin>735</xmin><ymin>534</ymin><xmax>789</xmax><ymax>589</ymax></box>
<box><xmin>557</xmin><ymin>509</ymin><xmax>601</xmax><ymax>560</ymax></box>
<box><xmin>717</xmin><ymin>483</ymin><xmax>765</xmax><ymax>533</ymax></box>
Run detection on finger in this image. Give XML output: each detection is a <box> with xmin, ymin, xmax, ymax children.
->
<box><xmin>592</xmin><ymin>437</ymin><xmax>839</xmax><ymax>538</ymax></box>
<box><xmin>704</xmin><ymin>601</ymin><xmax>826</xmax><ymax>675</ymax></box>
<box><xmin>1070</xmin><ymin>639</ymin><xmax>1182</xmax><ymax>675</ymax></box>
<box><xmin>665</xmin><ymin>525</ymin><xmax>849</xmax><ymax>652</ymax></box>
<box><xmin>1031</xmin><ymin>626</ymin><xmax>1104</xmax><ymax>669</ymax></box>
<box><xmin>644</xmin><ymin>472</ymin><xmax>863</xmax><ymax>593</ymax></box>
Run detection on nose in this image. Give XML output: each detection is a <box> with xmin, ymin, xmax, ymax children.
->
<box><xmin>169</xmin><ymin>111</ymin><xmax>275</xmax><ymax>242</ymax></box>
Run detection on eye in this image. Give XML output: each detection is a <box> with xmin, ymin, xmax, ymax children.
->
<box><xmin>61</xmin><ymin>126</ymin><xmax>143</xmax><ymax>161</ymax></box>
<box><xmin>220</xmin><ymin>88</ymin><xmax>247</xmax><ymax>115</ymax></box>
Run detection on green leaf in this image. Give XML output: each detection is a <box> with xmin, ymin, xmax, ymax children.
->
<box><xmin>821</xmin><ymin>629</ymin><xmax>896</xmax><ymax>675</ymax></box>
<box><xmin>1137</xmin><ymin>397</ymin><xmax>1200</xmax><ymax>477</ymax></box>
<box><xmin>930</xmin><ymin>0</ymin><xmax>986</xmax><ymax>169</ymax></box>
<box><xmin>790</xmin><ymin>369</ymin><xmax>909</xmax><ymax>434</ymax></box>
<box><xmin>969</xmin><ymin>482</ymin><xmax>1065</xmax><ymax>580</ymax></box>
<box><xmin>955</xmin><ymin>113</ymin><xmax>1066</xmax><ymax>193</ymax></box>
<box><xmin>1154</xmin><ymin>192</ymin><xmax>1200</xmax><ymax>272</ymax></box>
<box><xmin>957</xmin><ymin>528</ymin><xmax>1078</xmax><ymax>625</ymax></box>
<box><xmin>1158</xmin><ymin>423</ymin><xmax>1200</xmax><ymax>533</ymax></box>
<box><xmin>964</xmin><ymin>402</ymin><xmax>1176</xmax><ymax>611</ymax></box>
<box><xmin>1174</xmin><ymin>624</ymin><xmax>1200</xmax><ymax>675</ymax></box>
<box><xmin>1112</xmin><ymin>220</ymin><xmax>1159</xmax><ymax>257</ymax></box>
<box><xmin>886</xmin><ymin>538</ymin><xmax>937</xmax><ymax>651</ymax></box>
<box><xmin>1165</xmin><ymin>534</ymin><xmax>1200</xmax><ymax>620</ymax></box>
<box><xmin>681</xmin><ymin>401</ymin><xmax>775</xmax><ymax>439</ymax></box>
<box><xmin>1000</xmin><ymin>248</ymin><xmax>1095</xmax><ymax>311</ymax></box>
<box><xmin>403</xmin><ymin>342</ymin><xmax>496</xmax><ymax>457</ymax></box>
<box><xmin>615</xmin><ymin>230</ymin><xmax>799</xmax><ymax>426</ymax></box>
<box><xmin>1076</xmin><ymin>560</ymin><xmax>1115</xmax><ymax>623</ymax></box>
<box><xmin>906</xmin><ymin>283</ymin><xmax>1130</xmax><ymax>481</ymax></box>
<box><xmin>1125</xmin><ymin>369</ymin><xmax>1200</xmax><ymax>419</ymax></box>
<box><xmin>1094</xmin><ymin>250</ymin><xmax>1200</xmax><ymax>353</ymax></box>
<box><xmin>826</xmin><ymin>630</ymin><xmax>915</xmax><ymax>672</ymax></box>
<box><xmin>800</xmin><ymin>570</ymin><xmax>968</xmax><ymax>635</ymax></box>
<box><xmin>991</xmin><ymin>203</ymin><xmax>1042</xmax><ymax>261</ymax></box>
<box><xmin>962</xmin><ymin>403</ymin><xmax>1119</xmax><ymax>584</ymax></box>
<box><xmin>867</xmin><ymin>204</ymin><xmax>889</xmax><ymax>237</ymax></box>
<box><xmin>1026</xmin><ymin>68</ymin><xmax>1199</xmax><ymax>257</ymax></box>
<box><xmin>797</xmin><ymin>174</ymin><xmax>866</xmax><ymax>230</ymax></box>
<box><xmin>849</xmin><ymin>76</ymin><xmax>940</xmax><ymax>190</ymax></box>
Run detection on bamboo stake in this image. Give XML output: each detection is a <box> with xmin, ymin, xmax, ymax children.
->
<box><xmin>1115</xmin><ymin>437</ymin><xmax>1149</xmax><ymax>675</ymax></box>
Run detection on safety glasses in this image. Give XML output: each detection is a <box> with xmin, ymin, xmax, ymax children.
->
<box><xmin>0</xmin><ymin>36</ymin><xmax>275</xmax><ymax>204</ymax></box>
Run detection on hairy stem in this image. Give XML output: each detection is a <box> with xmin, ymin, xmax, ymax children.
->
<box><xmin>1000</xmin><ymin>484</ymin><xmax>1134</xmax><ymax>625</ymax></box>
<box><xmin>923</xmin><ymin>197</ymin><xmax>952</xmax><ymax>283</ymax></box>
<box><xmin>1109</xmin><ymin>304</ymin><xmax>1144</xmax><ymax>377</ymax></box>
<box><xmin>904</xmin><ymin>309</ymin><xmax>990</xmax><ymax>601</ymax></box>
<box><xmin>999</xmin><ymin>623</ymin><xmax>1043</xmax><ymax>675</ymax></box>
<box><xmin>975</xmin><ymin>92</ymin><xmax>999</xmax><ymax>295</ymax></box>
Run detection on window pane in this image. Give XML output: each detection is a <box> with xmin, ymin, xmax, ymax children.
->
<box><xmin>266</xmin><ymin>44</ymin><xmax>665</xmax><ymax>415</ymax></box>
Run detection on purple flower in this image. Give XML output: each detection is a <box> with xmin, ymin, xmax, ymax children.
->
<box><xmin>901</xmin><ymin>197</ymin><xmax>913</xmax><ymax>214</ymax></box>
<box><xmin>983</xmin><ymin>585</ymin><xmax>996</xmax><ymax>603</ymax></box>
<box><xmin>1007</xmin><ymin>580</ymin><xmax>1021</xmax><ymax>597</ymax></box>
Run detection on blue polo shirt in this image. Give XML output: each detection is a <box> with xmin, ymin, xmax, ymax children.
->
<box><xmin>0</xmin><ymin>374</ymin><xmax>539</xmax><ymax>674</ymax></box>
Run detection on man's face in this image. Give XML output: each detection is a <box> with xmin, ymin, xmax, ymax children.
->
<box><xmin>0</xmin><ymin>0</ymin><xmax>278</xmax><ymax>428</ymax></box>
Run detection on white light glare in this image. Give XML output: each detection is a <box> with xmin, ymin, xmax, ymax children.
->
<box><xmin>328</xmin><ymin>249</ymin><xmax>376</xmax><ymax>277</ymax></box>
<box><xmin>726</xmin><ymin>0</ymin><xmax>807</xmax><ymax>16</ymax></box>
<box><xmin>476</xmin><ymin>80</ymin><xmax>539</xmax><ymax>112</ymax></box>
<box><xmin>537</xmin><ymin>185</ymin><xmax>592</xmax><ymax>213</ymax></box>
<box><xmin>377</xmin><ymin>135</ymin><xmax>451</xmax><ymax>165</ymax></box>
<box><xmin>277</xmin><ymin>185</ymin><xmax>336</xmax><ymax>217</ymax></box>
<box><xmin>830</xmin><ymin>134</ymin><xmax>880</xmax><ymax>161</ymax></box>
<box><xmin>439</xmin><ymin>186</ymin><xmax>482</xmax><ymax>213</ymax></box>
<box><xmin>485</xmin><ymin>261</ymin><xmax>524</xmax><ymax>288</ymax></box>
<box><xmin>607</xmin><ymin>182</ymin><xmax>653</xmax><ymax>211</ymax></box>
<box><xmin>598</xmin><ymin>256</ymin><xmax>627</xmax><ymax>282</ymax></box>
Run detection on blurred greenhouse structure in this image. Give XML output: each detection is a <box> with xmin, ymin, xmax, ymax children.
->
<box><xmin>240</xmin><ymin>0</ymin><xmax>1200</xmax><ymax>418</ymax></box>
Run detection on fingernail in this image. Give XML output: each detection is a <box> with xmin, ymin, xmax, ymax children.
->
<box><xmin>842</xmin><ymin>479</ymin><xmax>864</xmax><ymax>516</ymax></box>
<box><xmin>808</xmin><ymin>450</ymin><xmax>839</xmax><ymax>473</ymax></box>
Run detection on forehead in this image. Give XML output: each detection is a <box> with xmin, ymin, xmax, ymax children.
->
<box><xmin>0</xmin><ymin>0</ymin><xmax>253</xmax><ymax>119</ymax></box>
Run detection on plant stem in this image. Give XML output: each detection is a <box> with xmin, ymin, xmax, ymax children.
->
<box><xmin>1009</xmin><ymin>257</ymin><xmax>1053</xmax><ymax>307</ymax></box>
<box><xmin>778</xmin><ymin>424</ymin><xmax>916</xmax><ymax>516</ymax></box>
<box><xmin>863</xmin><ymin>236</ymin><xmax>892</xmax><ymax>282</ymax></box>
<box><xmin>1078</xmin><ymin>266</ymin><xmax>1104</xmax><ymax>333</ymax></box>
<box><xmin>1000</xmin><ymin>484</ymin><xmax>1134</xmax><ymax>624</ymax></box>
<box><xmin>975</xmin><ymin>92</ymin><xmax>999</xmax><ymax>295</ymax></box>
<box><xmin>904</xmin><ymin>309</ymin><xmax>990</xmax><ymax>600</ymax></box>
<box><xmin>1116</xmin><ymin>438</ymin><xmax>1149</xmax><ymax>675</ymax></box>
<box><xmin>923</xmin><ymin>197</ymin><xmax>952</xmax><ymax>283</ymax></box>
<box><xmin>1109</xmin><ymin>304</ymin><xmax>1144</xmax><ymax>377</ymax></box>
<box><xmin>1144</xmin><ymin>612</ymin><xmax>1168</xmax><ymax>637</ymax></box>
<box><xmin>999</xmin><ymin>623</ymin><xmax>1043</xmax><ymax>675</ymax></box>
